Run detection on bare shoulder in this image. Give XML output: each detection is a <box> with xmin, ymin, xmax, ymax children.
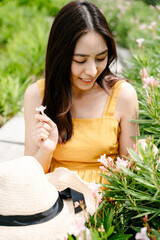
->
<box><xmin>24</xmin><ymin>82</ymin><xmax>42</xmax><ymax>118</ymax></box>
<box><xmin>24</xmin><ymin>82</ymin><xmax>41</xmax><ymax>99</ymax></box>
<box><xmin>24</xmin><ymin>82</ymin><xmax>42</xmax><ymax>106</ymax></box>
<box><xmin>116</xmin><ymin>81</ymin><xmax>139</xmax><ymax>119</ymax></box>
<box><xmin>119</xmin><ymin>81</ymin><xmax>138</xmax><ymax>101</ymax></box>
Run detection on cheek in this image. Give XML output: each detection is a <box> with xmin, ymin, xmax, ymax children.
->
<box><xmin>71</xmin><ymin>62</ymin><xmax>83</xmax><ymax>77</ymax></box>
<box><xmin>98</xmin><ymin>60</ymin><xmax>108</xmax><ymax>72</ymax></box>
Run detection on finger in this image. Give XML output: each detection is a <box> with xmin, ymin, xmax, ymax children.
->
<box><xmin>35</xmin><ymin>121</ymin><xmax>51</xmax><ymax>132</ymax></box>
<box><xmin>32</xmin><ymin>132</ymin><xmax>48</xmax><ymax>142</ymax></box>
<box><xmin>33</xmin><ymin>127</ymin><xmax>49</xmax><ymax>137</ymax></box>
<box><xmin>35</xmin><ymin>114</ymin><xmax>57</xmax><ymax>128</ymax></box>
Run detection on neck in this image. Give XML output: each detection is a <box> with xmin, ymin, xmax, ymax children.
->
<box><xmin>72</xmin><ymin>82</ymin><xmax>99</xmax><ymax>100</ymax></box>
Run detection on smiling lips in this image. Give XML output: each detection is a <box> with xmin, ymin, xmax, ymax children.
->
<box><xmin>79</xmin><ymin>77</ymin><xmax>95</xmax><ymax>83</ymax></box>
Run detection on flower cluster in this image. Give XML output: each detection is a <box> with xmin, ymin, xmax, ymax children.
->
<box><xmin>67</xmin><ymin>216</ymin><xmax>91</xmax><ymax>240</ymax></box>
<box><xmin>140</xmin><ymin>68</ymin><xmax>159</xmax><ymax>89</ymax></box>
<box><xmin>98</xmin><ymin>154</ymin><xmax>130</xmax><ymax>175</ymax></box>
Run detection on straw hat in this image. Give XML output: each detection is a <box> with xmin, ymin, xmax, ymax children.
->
<box><xmin>0</xmin><ymin>156</ymin><xmax>96</xmax><ymax>240</ymax></box>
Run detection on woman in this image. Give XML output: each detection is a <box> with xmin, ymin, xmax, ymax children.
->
<box><xmin>24</xmin><ymin>1</ymin><xmax>139</xmax><ymax>183</ymax></box>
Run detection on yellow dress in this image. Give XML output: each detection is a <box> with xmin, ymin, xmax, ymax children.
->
<box><xmin>37</xmin><ymin>79</ymin><xmax>124</xmax><ymax>183</ymax></box>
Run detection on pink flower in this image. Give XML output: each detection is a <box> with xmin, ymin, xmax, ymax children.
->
<box><xmin>150</xmin><ymin>21</ymin><xmax>157</xmax><ymax>27</ymax></box>
<box><xmin>147</xmin><ymin>95</ymin><xmax>152</xmax><ymax>105</ymax></box>
<box><xmin>156</xmin><ymin>5</ymin><xmax>160</xmax><ymax>11</ymax></box>
<box><xmin>70</xmin><ymin>217</ymin><xmax>91</xmax><ymax>240</ymax></box>
<box><xmin>139</xmin><ymin>24</ymin><xmax>147</xmax><ymax>30</ymax></box>
<box><xmin>140</xmin><ymin>68</ymin><xmax>149</xmax><ymax>80</ymax></box>
<box><xmin>118</xmin><ymin>4</ymin><xmax>126</xmax><ymax>14</ymax></box>
<box><xmin>143</xmin><ymin>214</ymin><xmax>148</xmax><ymax>223</ymax></box>
<box><xmin>70</xmin><ymin>217</ymin><xmax>86</xmax><ymax>237</ymax></box>
<box><xmin>98</xmin><ymin>154</ymin><xmax>108</xmax><ymax>168</ymax></box>
<box><xmin>136</xmin><ymin>38</ymin><xmax>144</xmax><ymax>48</ymax></box>
<box><xmin>142</xmin><ymin>76</ymin><xmax>159</xmax><ymax>87</ymax></box>
<box><xmin>148</xmin><ymin>21</ymin><xmax>157</xmax><ymax>34</ymax></box>
<box><xmin>149</xmin><ymin>5</ymin><xmax>154</xmax><ymax>9</ymax></box>
<box><xmin>135</xmin><ymin>227</ymin><xmax>150</xmax><ymax>240</ymax></box>
<box><xmin>99</xmin><ymin>166</ymin><xmax>107</xmax><ymax>171</ymax></box>
<box><xmin>89</xmin><ymin>182</ymin><xmax>102</xmax><ymax>204</ymax></box>
<box><xmin>137</xmin><ymin>139</ymin><xmax>159</xmax><ymax>160</ymax></box>
<box><xmin>145</xmin><ymin>90</ymin><xmax>152</xmax><ymax>105</ymax></box>
<box><xmin>155</xmin><ymin>158</ymin><xmax>160</xmax><ymax>170</ymax></box>
<box><xmin>108</xmin><ymin>157</ymin><xmax>115</xmax><ymax>167</ymax></box>
<box><xmin>74</xmin><ymin>201</ymin><xmax>80</xmax><ymax>208</ymax></box>
<box><xmin>85</xmin><ymin>228</ymin><xmax>91</xmax><ymax>240</ymax></box>
<box><xmin>116</xmin><ymin>157</ymin><xmax>130</xmax><ymax>170</ymax></box>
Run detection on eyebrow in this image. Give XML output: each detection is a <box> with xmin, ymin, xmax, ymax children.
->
<box><xmin>73</xmin><ymin>49</ymin><xmax>108</xmax><ymax>57</ymax></box>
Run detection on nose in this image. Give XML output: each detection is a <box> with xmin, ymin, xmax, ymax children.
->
<box><xmin>85</xmin><ymin>61</ymin><xmax>97</xmax><ymax>77</ymax></box>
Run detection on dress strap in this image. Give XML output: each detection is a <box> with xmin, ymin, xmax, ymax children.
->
<box><xmin>37</xmin><ymin>78</ymin><xmax>45</xmax><ymax>100</ymax></box>
<box><xmin>103</xmin><ymin>80</ymin><xmax>125</xmax><ymax>117</ymax></box>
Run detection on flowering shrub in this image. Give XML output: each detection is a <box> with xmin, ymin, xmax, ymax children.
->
<box><xmin>67</xmin><ymin>139</ymin><xmax>160</xmax><ymax>239</ymax></box>
<box><xmin>100</xmin><ymin>139</ymin><xmax>160</xmax><ymax>238</ymax></box>
<box><xmin>93</xmin><ymin>0</ymin><xmax>160</xmax><ymax>49</ymax></box>
<box><xmin>123</xmin><ymin>29</ymin><xmax>160</xmax><ymax>149</ymax></box>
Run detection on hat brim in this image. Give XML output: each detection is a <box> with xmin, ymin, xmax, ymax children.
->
<box><xmin>46</xmin><ymin>167</ymin><xmax>96</xmax><ymax>216</ymax></box>
<box><xmin>0</xmin><ymin>167</ymin><xmax>96</xmax><ymax>240</ymax></box>
<box><xmin>0</xmin><ymin>197</ymin><xmax>77</xmax><ymax>240</ymax></box>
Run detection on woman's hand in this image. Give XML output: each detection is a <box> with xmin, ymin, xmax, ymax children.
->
<box><xmin>32</xmin><ymin>113</ymin><xmax>59</xmax><ymax>153</ymax></box>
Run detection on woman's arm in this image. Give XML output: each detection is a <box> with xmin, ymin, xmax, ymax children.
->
<box><xmin>117</xmin><ymin>81</ymin><xmax>139</xmax><ymax>158</ymax></box>
<box><xmin>24</xmin><ymin>83</ymin><xmax>58</xmax><ymax>172</ymax></box>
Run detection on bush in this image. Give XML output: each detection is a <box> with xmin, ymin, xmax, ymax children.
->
<box><xmin>135</xmin><ymin>0</ymin><xmax>160</xmax><ymax>6</ymax></box>
<box><xmin>0</xmin><ymin>0</ymin><xmax>72</xmax><ymax>124</ymax></box>
<box><xmin>0</xmin><ymin>74</ymin><xmax>30</xmax><ymax>125</ymax></box>
<box><xmin>92</xmin><ymin>0</ymin><xmax>160</xmax><ymax>49</ymax></box>
<box><xmin>122</xmin><ymin>21</ymin><xmax>160</xmax><ymax>148</ymax></box>
<box><xmin>67</xmin><ymin>140</ymin><xmax>160</xmax><ymax>239</ymax></box>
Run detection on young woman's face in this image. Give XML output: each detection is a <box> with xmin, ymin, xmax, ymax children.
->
<box><xmin>71</xmin><ymin>31</ymin><xmax>108</xmax><ymax>93</ymax></box>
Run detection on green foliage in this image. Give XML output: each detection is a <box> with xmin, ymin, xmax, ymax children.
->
<box><xmin>0</xmin><ymin>0</ymin><xmax>71</xmax><ymax>124</ymax></box>
<box><xmin>0</xmin><ymin>73</ymin><xmax>30</xmax><ymax>123</ymax></box>
<box><xmin>3</xmin><ymin>12</ymin><xmax>50</xmax><ymax>82</ymax></box>
<box><xmin>0</xmin><ymin>2</ymin><xmax>47</xmax><ymax>46</ymax></box>
<box><xmin>15</xmin><ymin>0</ymin><xmax>71</xmax><ymax>16</ymax></box>
<box><xmin>101</xmin><ymin>139</ymin><xmax>160</xmax><ymax>238</ymax></box>
<box><xmin>67</xmin><ymin>140</ymin><xmax>160</xmax><ymax>239</ymax></box>
<box><xmin>135</xmin><ymin>0</ymin><xmax>160</xmax><ymax>6</ymax></box>
<box><xmin>0</xmin><ymin>2</ymin><xmax>48</xmax><ymax>123</ymax></box>
<box><xmin>92</xmin><ymin>0</ymin><xmax>160</xmax><ymax>49</ymax></box>
<box><xmin>67</xmin><ymin>208</ymin><xmax>132</xmax><ymax>239</ymax></box>
<box><xmin>122</xmin><ymin>21</ymin><xmax>160</xmax><ymax>148</ymax></box>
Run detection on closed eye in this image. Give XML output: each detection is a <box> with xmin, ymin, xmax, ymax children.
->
<box><xmin>96</xmin><ymin>57</ymin><xmax>107</xmax><ymax>62</ymax></box>
<box><xmin>73</xmin><ymin>60</ymin><xmax>86</xmax><ymax>64</ymax></box>
<box><xmin>73</xmin><ymin>56</ymin><xmax>107</xmax><ymax>64</ymax></box>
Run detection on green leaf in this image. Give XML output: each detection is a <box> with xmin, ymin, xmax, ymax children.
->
<box><xmin>89</xmin><ymin>228</ymin><xmax>101</xmax><ymax>240</ymax></box>
<box><xmin>130</xmin><ymin>119</ymin><xmax>155</xmax><ymax>124</ymax></box>
<box><xmin>151</xmin><ymin>229</ymin><xmax>160</xmax><ymax>239</ymax></box>
<box><xmin>104</xmin><ymin>208</ymin><xmax>114</xmax><ymax>232</ymax></box>
<box><xmin>106</xmin><ymin>225</ymin><xmax>114</xmax><ymax>237</ymax></box>
<box><xmin>67</xmin><ymin>235</ymin><xmax>76</xmax><ymax>240</ymax></box>
<box><xmin>109</xmin><ymin>234</ymin><xmax>133</xmax><ymax>240</ymax></box>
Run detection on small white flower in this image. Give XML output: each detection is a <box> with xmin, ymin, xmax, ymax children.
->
<box><xmin>36</xmin><ymin>105</ymin><xmax>46</xmax><ymax>114</ymax></box>
<box><xmin>135</xmin><ymin>227</ymin><xmax>150</xmax><ymax>240</ymax></box>
<box><xmin>136</xmin><ymin>38</ymin><xmax>144</xmax><ymax>48</ymax></box>
<box><xmin>74</xmin><ymin>201</ymin><xmax>80</xmax><ymax>208</ymax></box>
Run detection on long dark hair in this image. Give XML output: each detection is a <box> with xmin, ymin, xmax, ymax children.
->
<box><xmin>43</xmin><ymin>1</ymin><xmax>118</xmax><ymax>144</ymax></box>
